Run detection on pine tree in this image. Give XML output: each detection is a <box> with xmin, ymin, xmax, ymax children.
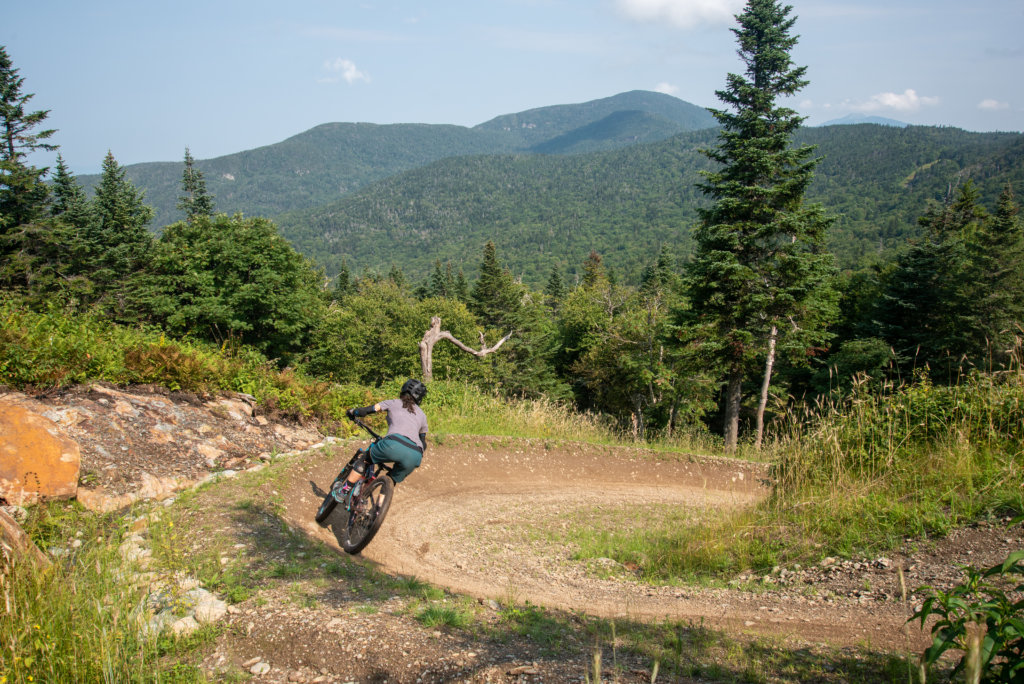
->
<box><xmin>581</xmin><ymin>251</ymin><xmax>606</xmax><ymax>289</ymax></box>
<box><xmin>684</xmin><ymin>0</ymin><xmax>837</xmax><ymax>450</ymax></box>
<box><xmin>0</xmin><ymin>45</ymin><xmax>57</xmax><ymax>231</ymax></box>
<box><xmin>966</xmin><ymin>183</ymin><xmax>1024</xmax><ymax>364</ymax></box>
<box><xmin>89</xmin><ymin>151</ymin><xmax>154</xmax><ymax>283</ymax></box>
<box><xmin>880</xmin><ymin>181</ymin><xmax>1024</xmax><ymax>373</ymax></box>
<box><xmin>0</xmin><ymin>154</ymin><xmax>92</xmax><ymax>299</ymax></box>
<box><xmin>428</xmin><ymin>259</ymin><xmax>457</xmax><ymax>299</ymax></box>
<box><xmin>50</xmin><ymin>154</ymin><xmax>92</xmax><ymax>229</ymax></box>
<box><xmin>471</xmin><ymin>241</ymin><xmax>521</xmax><ymax>328</ymax></box>
<box><xmin>332</xmin><ymin>259</ymin><xmax>353</xmax><ymax>300</ymax></box>
<box><xmin>176</xmin><ymin>147</ymin><xmax>215</xmax><ymax>222</ymax></box>
<box><xmin>453</xmin><ymin>268</ymin><xmax>469</xmax><ymax>302</ymax></box>
<box><xmin>388</xmin><ymin>263</ymin><xmax>407</xmax><ymax>290</ymax></box>
<box><xmin>544</xmin><ymin>264</ymin><xmax>566</xmax><ymax>304</ymax></box>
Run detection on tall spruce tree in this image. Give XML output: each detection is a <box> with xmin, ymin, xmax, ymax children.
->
<box><xmin>89</xmin><ymin>151</ymin><xmax>154</xmax><ymax>284</ymax></box>
<box><xmin>685</xmin><ymin>0</ymin><xmax>837</xmax><ymax>450</ymax></box>
<box><xmin>0</xmin><ymin>45</ymin><xmax>57</xmax><ymax>231</ymax></box>
<box><xmin>544</xmin><ymin>264</ymin><xmax>566</xmax><ymax>305</ymax></box>
<box><xmin>470</xmin><ymin>241</ymin><xmax>521</xmax><ymax>329</ymax></box>
<box><xmin>50</xmin><ymin>155</ymin><xmax>92</xmax><ymax>229</ymax></box>
<box><xmin>878</xmin><ymin>181</ymin><xmax>1024</xmax><ymax>373</ymax></box>
<box><xmin>965</xmin><ymin>183</ymin><xmax>1024</xmax><ymax>364</ymax></box>
<box><xmin>176</xmin><ymin>147</ymin><xmax>215</xmax><ymax>222</ymax></box>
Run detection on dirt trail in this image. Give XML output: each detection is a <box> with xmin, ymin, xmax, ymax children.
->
<box><xmin>282</xmin><ymin>435</ymin><xmax>926</xmax><ymax>650</ymax></box>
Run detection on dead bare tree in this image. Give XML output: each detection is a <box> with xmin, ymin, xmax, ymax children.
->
<box><xmin>418</xmin><ymin>316</ymin><xmax>512</xmax><ymax>382</ymax></box>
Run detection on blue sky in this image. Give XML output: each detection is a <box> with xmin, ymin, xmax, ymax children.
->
<box><xmin>5</xmin><ymin>0</ymin><xmax>1023</xmax><ymax>174</ymax></box>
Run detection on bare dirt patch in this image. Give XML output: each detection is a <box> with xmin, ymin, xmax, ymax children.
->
<box><xmin>290</xmin><ymin>435</ymin><xmax>1024</xmax><ymax>654</ymax></box>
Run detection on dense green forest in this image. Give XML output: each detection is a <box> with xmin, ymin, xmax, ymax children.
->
<box><xmin>276</xmin><ymin>125</ymin><xmax>1024</xmax><ymax>286</ymax></box>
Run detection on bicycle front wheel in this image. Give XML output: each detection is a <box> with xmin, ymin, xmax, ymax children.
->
<box><xmin>342</xmin><ymin>475</ymin><xmax>394</xmax><ymax>555</ymax></box>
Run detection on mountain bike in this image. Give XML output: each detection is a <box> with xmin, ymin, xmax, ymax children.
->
<box><xmin>315</xmin><ymin>416</ymin><xmax>395</xmax><ymax>554</ymax></box>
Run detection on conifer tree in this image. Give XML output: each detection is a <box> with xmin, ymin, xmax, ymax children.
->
<box><xmin>879</xmin><ymin>181</ymin><xmax>1024</xmax><ymax>372</ymax></box>
<box><xmin>544</xmin><ymin>264</ymin><xmax>566</xmax><ymax>304</ymax></box>
<box><xmin>176</xmin><ymin>147</ymin><xmax>215</xmax><ymax>222</ymax></box>
<box><xmin>50</xmin><ymin>155</ymin><xmax>92</xmax><ymax>229</ymax></box>
<box><xmin>89</xmin><ymin>151</ymin><xmax>154</xmax><ymax>283</ymax></box>
<box><xmin>428</xmin><ymin>259</ymin><xmax>458</xmax><ymax>299</ymax></box>
<box><xmin>0</xmin><ymin>45</ymin><xmax>57</xmax><ymax>231</ymax></box>
<box><xmin>684</xmin><ymin>0</ymin><xmax>837</xmax><ymax>450</ymax></box>
<box><xmin>471</xmin><ymin>241</ymin><xmax>521</xmax><ymax>328</ymax></box>
<box><xmin>388</xmin><ymin>264</ymin><xmax>407</xmax><ymax>289</ymax></box>
<box><xmin>966</xmin><ymin>183</ymin><xmax>1024</xmax><ymax>363</ymax></box>
<box><xmin>581</xmin><ymin>251</ymin><xmax>606</xmax><ymax>289</ymax></box>
<box><xmin>332</xmin><ymin>259</ymin><xmax>353</xmax><ymax>300</ymax></box>
<box><xmin>453</xmin><ymin>268</ymin><xmax>470</xmax><ymax>302</ymax></box>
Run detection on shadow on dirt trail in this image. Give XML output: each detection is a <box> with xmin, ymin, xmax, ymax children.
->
<box><xmin>280</xmin><ymin>434</ymin><xmax>923</xmax><ymax>650</ymax></box>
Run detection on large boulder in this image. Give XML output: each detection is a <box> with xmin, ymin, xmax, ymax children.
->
<box><xmin>0</xmin><ymin>396</ymin><xmax>80</xmax><ymax>504</ymax></box>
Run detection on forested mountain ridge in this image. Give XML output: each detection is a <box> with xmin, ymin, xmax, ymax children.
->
<box><xmin>275</xmin><ymin>124</ymin><xmax>1024</xmax><ymax>286</ymax></box>
<box><xmin>474</xmin><ymin>90</ymin><xmax>717</xmax><ymax>148</ymax></box>
<box><xmin>78</xmin><ymin>91</ymin><xmax>716</xmax><ymax>228</ymax></box>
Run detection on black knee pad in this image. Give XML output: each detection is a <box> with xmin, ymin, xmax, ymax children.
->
<box><xmin>352</xmin><ymin>450</ymin><xmax>370</xmax><ymax>474</ymax></box>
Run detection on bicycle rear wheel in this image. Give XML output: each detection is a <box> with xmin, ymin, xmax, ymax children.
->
<box><xmin>341</xmin><ymin>475</ymin><xmax>394</xmax><ymax>554</ymax></box>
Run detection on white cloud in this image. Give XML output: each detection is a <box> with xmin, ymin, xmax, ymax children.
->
<box><xmin>978</xmin><ymin>99</ymin><xmax>1010</xmax><ymax>111</ymax></box>
<box><xmin>321</xmin><ymin>58</ymin><xmax>370</xmax><ymax>85</ymax></box>
<box><xmin>849</xmin><ymin>89</ymin><xmax>939</xmax><ymax>113</ymax></box>
<box><xmin>615</xmin><ymin>0</ymin><xmax>744</xmax><ymax>29</ymax></box>
<box><xmin>654</xmin><ymin>82</ymin><xmax>679</xmax><ymax>95</ymax></box>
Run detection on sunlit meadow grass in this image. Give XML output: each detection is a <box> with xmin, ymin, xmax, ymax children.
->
<box><xmin>567</xmin><ymin>369</ymin><xmax>1024</xmax><ymax>579</ymax></box>
<box><xmin>0</xmin><ymin>503</ymin><xmax>213</xmax><ymax>684</ymax></box>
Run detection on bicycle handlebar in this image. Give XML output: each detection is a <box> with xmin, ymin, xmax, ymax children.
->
<box><xmin>350</xmin><ymin>414</ymin><xmax>383</xmax><ymax>442</ymax></box>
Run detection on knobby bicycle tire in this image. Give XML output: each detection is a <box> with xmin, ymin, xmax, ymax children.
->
<box><xmin>342</xmin><ymin>475</ymin><xmax>394</xmax><ymax>554</ymax></box>
<box><xmin>314</xmin><ymin>491</ymin><xmax>337</xmax><ymax>524</ymax></box>
<box><xmin>315</xmin><ymin>464</ymin><xmax>353</xmax><ymax>525</ymax></box>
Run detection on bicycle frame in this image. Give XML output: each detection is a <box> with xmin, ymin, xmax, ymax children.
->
<box><xmin>315</xmin><ymin>414</ymin><xmax>398</xmax><ymax>553</ymax></box>
<box><xmin>345</xmin><ymin>416</ymin><xmax>392</xmax><ymax>501</ymax></box>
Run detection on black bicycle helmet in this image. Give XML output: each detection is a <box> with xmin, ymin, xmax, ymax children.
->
<box><xmin>400</xmin><ymin>378</ymin><xmax>427</xmax><ymax>404</ymax></box>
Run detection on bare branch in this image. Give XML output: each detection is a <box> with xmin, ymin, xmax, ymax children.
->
<box><xmin>419</xmin><ymin>316</ymin><xmax>513</xmax><ymax>381</ymax></box>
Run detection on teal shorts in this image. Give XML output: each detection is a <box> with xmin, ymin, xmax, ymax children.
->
<box><xmin>368</xmin><ymin>434</ymin><xmax>423</xmax><ymax>484</ymax></box>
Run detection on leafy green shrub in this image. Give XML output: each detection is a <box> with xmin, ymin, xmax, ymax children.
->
<box><xmin>911</xmin><ymin>548</ymin><xmax>1024</xmax><ymax>683</ymax></box>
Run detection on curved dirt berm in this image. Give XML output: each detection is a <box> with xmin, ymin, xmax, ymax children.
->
<box><xmin>284</xmin><ymin>435</ymin><xmax>921</xmax><ymax>649</ymax></box>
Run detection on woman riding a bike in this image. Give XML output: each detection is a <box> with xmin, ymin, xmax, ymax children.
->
<box><xmin>338</xmin><ymin>378</ymin><xmax>428</xmax><ymax>496</ymax></box>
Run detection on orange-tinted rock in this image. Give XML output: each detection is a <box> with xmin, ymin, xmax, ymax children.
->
<box><xmin>0</xmin><ymin>399</ymin><xmax>80</xmax><ymax>504</ymax></box>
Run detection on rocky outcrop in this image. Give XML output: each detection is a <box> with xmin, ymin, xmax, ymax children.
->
<box><xmin>0</xmin><ymin>384</ymin><xmax>324</xmax><ymax>512</ymax></box>
<box><xmin>0</xmin><ymin>395</ymin><xmax>80</xmax><ymax>504</ymax></box>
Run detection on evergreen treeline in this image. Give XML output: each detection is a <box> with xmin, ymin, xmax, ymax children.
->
<box><xmin>3</xmin><ymin>36</ymin><xmax>1024</xmax><ymax>448</ymax></box>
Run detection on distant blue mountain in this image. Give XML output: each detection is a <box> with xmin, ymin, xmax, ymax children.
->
<box><xmin>818</xmin><ymin>113</ymin><xmax>909</xmax><ymax>128</ymax></box>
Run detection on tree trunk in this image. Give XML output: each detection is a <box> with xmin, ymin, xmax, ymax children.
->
<box><xmin>754</xmin><ymin>325</ymin><xmax>778</xmax><ymax>451</ymax></box>
<box><xmin>418</xmin><ymin>316</ymin><xmax>513</xmax><ymax>382</ymax></box>
<box><xmin>723</xmin><ymin>367</ymin><xmax>743</xmax><ymax>452</ymax></box>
